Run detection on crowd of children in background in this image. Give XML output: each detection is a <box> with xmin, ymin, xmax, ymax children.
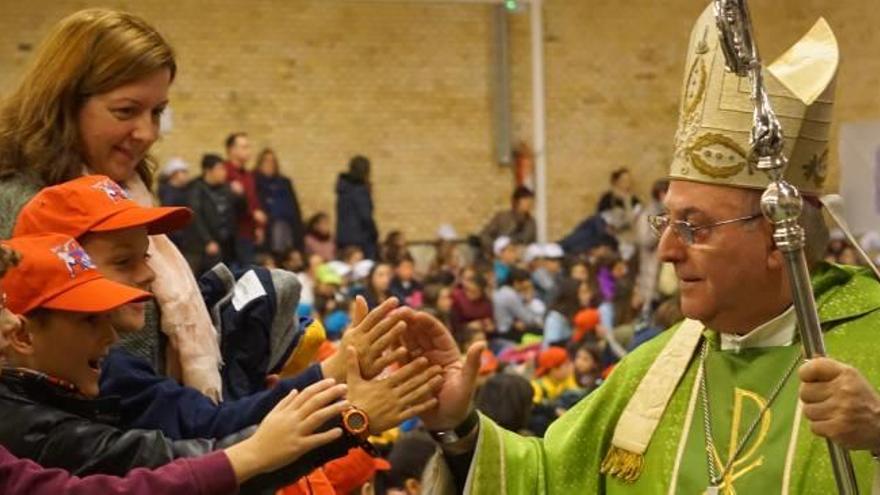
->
<box><xmin>155</xmin><ymin>141</ymin><xmax>880</xmax><ymax>491</ymax></box>
<box><xmin>155</xmin><ymin>157</ymin><xmax>700</xmax><ymax>491</ymax></box>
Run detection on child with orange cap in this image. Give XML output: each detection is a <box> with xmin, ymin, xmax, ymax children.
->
<box><xmin>8</xmin><ymin>176</ymin><xmax>444</xmax><ymax>488</ymax></box>
<box><xmin>530</xmin><ymin>346</ymin><xmax>582</xmax><ymax>436</ymax></box>
<box><xmin>0</xmin><ymin>234</ymin><xmax>354</xmax><ymax>492</ymax></box>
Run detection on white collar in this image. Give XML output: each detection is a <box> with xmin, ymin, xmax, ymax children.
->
<box><xmin>719</xmin><ymin>306</ymin><xmax>796</xmax><ymax>352</ymax></box>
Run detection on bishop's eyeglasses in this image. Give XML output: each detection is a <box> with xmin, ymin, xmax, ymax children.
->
<box><xmin>647</xmin><ymin>213</ymin><xmax>763</xmax><ymax>245</ymax></box>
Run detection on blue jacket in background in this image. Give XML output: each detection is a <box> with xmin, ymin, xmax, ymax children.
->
<box><xmin>335</xmin><ymin>173</ymin><xmax>378</xmax><ymax>259</ymax></box>
<box><xmin>254</xmin><ymin>172</ymin><xmax>305</xmax><ymax>252</ymax></box>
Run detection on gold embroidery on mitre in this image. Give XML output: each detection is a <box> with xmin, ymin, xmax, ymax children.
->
<box><xmin>687</xmin><ymin>133</ymin><xmax>749</xmax><ymax>179</ymax></box>
<box><xmin>802</xmin><ymin>149</ymin><xmax>829</xmax><ymax>188</ymax></box>
<box><xmin>684</xmin><ymin>58</ymin><xmax>708</xmax><ymax>117</ymax></box>
<box><xmin>695</xmin><ymin>26</ymin><xmax>710</xmax><ymax>55</ymax></box>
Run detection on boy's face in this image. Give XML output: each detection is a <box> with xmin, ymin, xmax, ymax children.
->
<box><xmin>24</xmin><ymin>310</ymin><xmax>117</xmax><ymax>397</ymax></box>
<box><xmin>549</xmin><ymin>360</ymin><xmax>573</xmax><ymax>382</ymax></box>
<box><xmin>79</xmin><ymin>227</ymin><xmax>155</xmax><ymax>333</ymax></box>
<box><xmin>500</xmin><ymin>245</ymin><xmax>520</xmax><ymax>265</ymax></box>
<box><xmin>574</xmin><ymin>349</ymin><xmax>597</xmax><ymax>374</ymax></box>
<box><xmin>396</xmin><ymin>260</ymin><xmax>414</xmax><ymax>281</ymax></box>
<box><xmin>205</xmin><ymin>164</ymin><xmax>227</xmax><ymax>184</ymax></box>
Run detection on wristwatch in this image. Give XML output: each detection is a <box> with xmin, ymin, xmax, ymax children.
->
<box><xmin>342</xmin><ymin>406</ymin><xmax>370</xmax><ymax>441</ymax></box>
<box><xmin>429</xmin><ymin>409</ymin><xmax>480</xmax><ymax>445</ymax></box>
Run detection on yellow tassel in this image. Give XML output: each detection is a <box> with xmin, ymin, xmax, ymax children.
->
<box><xmin>600</xmin><ymin>446</ymin><xmax>644</xmax><ymax>483</ymax></box>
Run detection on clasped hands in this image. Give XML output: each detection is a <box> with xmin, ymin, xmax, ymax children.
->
<box><xmin>318</xmin><ymin>296</ymin><xmax>485</xmax><ymax>436</ymax></box>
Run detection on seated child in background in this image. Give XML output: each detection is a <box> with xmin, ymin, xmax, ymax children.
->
<box><xmin>530</xmin><ymin>346</ymin><xmax>583</xmax><ymax>436</ymax></box>
<box><xmin>475</xmin><ymin>372</ymin><xmax>535</xmax><ymax>435</ymax></box>
<box><xmin>390</xmin><ymin>255</ymin><xmax>423</xmax><ymax>308</ymax></box>
<box><xmin>385</xmin><ymin>431</ymin><xmax>437</xmax><ymax>495</ymax></box>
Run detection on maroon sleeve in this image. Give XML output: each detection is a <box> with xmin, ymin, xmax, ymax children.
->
<box><xmin>0</xmin><ymin>446</ymin><xmax>238</xmax><ymax>495</ymax></box>
<box><xmin>243</xmin><ymin>173</ymin><xmax>260</xmax><ymax>215</ymax></box>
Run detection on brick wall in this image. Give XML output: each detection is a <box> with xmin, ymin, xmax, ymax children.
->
<box><xmin>1</xmin><ymin>0</ymin><xmax>877</xmax><ymax>241</ymax></box>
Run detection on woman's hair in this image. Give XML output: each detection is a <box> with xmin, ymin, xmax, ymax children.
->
<box><xmin>549</xmin><ymin>278</ymin><xmax>584</xmax><ymax>320</ymax></box>
<box><xmin>367</xmin><ymin>262</ymin><xmax>392</xmax><ymax>298</ymax></box>
<box><xmin>422</xmin><ymin>283</ymin><xmax>448</xmax><ymax>310</ymax></box>
<box><xmin>346</xmin><ymin>155</ymin><xmax>370</xmax><ymax>183</ymax></box>
<box><xmin>255</xmin><ymin>148</ymin><xmax>279</xmax><ymax>175</ymax></box>
<box><xmin>0</xmin><ymin>246</ymin><xmax>21</xmax><ymax>279</ymax></box>
<box><xmin>0</xmin><ymin>9</ymin><xmax>176</xmax><ymax>187</ymax></box>
<box><xmin>306</xmin><ymin>212</ymin><xmax>329</xmax><ymax>234</ymax></box>
<box><xmin>610</xmin><ymin>167</ymin><xmax>630</xmax><ymax>185</ymax></box>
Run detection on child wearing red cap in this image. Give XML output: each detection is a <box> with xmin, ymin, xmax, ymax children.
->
<box><xmin>0</xmin><ymin>236</ymin><xmax>356</xmax><ymax>493</ymax></box>
<box><xmin>9</xmin><ymin>175</ymin><xmax>446</xmax><ymax>480</ymax></box>
<box><xmin>13</xmin><ymin>174</ymin><xmax>441</xmax><ymax>444</ymax></box>
<box><xmin>530</xmin><ymin>346</ymin><xmax>582</xmax><ymax>436</ymax></box>
<box><xmin>531</xmin><ymin>347</ymin><xmax>579</xmax><ymax>405</ymax></box>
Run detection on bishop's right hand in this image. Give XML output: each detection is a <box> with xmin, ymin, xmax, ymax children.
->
<box><xmin>395</xmin><ymin>308</ymin><xmax>485</xmax><ymax>431</ymax></box>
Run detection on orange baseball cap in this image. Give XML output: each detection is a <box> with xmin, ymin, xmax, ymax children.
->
<box><xmin>536</xmin><ymin>346</ymin><xmax>570</xmax><ymax>377</ymax></box>
<box><xmin>0</xmin><ymin>234</ymin><xmax>152</xmax><ymax>315</ymax></box>
<box><xmin>13</xmin><ymin>175</ymin><xmax>192</xmax><ymax>239</ymax></box>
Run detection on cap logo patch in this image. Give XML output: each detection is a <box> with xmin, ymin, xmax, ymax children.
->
<box><xmin>91</xmin><ymin>179</ymin><xmax>129</xmax><ymax>203</ymax></box>
<box><xmin>52</xmin><ymin>239</ymin><xmax>96</xmax><ymax>278</ymax></box>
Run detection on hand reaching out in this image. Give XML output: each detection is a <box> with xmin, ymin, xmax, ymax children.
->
<box><xmin>225</xmin><ymin>378</ymin><xmax>349</xmax><ymax>483</ymax></box>
<box><xmin>395</xmin><ymin>308</ymin><xmax>485</xmax><ymax>431</ymax></box>
<box><xmin>322</xmin><ymin>296</ymin><xmax>410</xmax><ymax>382</ymax></box>
<box><xmin>346</xmin><ymin>347</ymin><xmax>443</xmax><ymax>434</ymax></box>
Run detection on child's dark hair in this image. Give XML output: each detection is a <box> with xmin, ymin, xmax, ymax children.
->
<box><xmin>393</xmin><ymin>253</ymin><xmax>415</xmax><ymax>269</ymax></box>
<box><xmin>475</xmin><ymin>373</ymin><xmax>534</xmax><ymax>432</ymax></box>
<box><xmin>422</xmin><ymin>283</ymin><xmax>448</xmax><ymax>309</ymax></box>
<box><xmin>340</xmin><ymin>245</ymin><xmax>363</xmax><ymax>262</ymax></box>
<box><xmin>306</xmin><ymin>212</ymin><xmax>329</xmax><ymax>234</ymax></box>
<box><xmin>200</xmin><ymin>153</ymin><xmax>224</xmax><ymax>172</ymax></box>
<box><xmin>610</xmin><ymin>167</ymin><xmax>630</xmax><ymax>184</ymax></box>
<box><xmin>508</xmin><ymin>267</ymin><xmax>532</xmax><ymax>286</ymax></box>
<box><xmin>224</xmin><ymin>132</ymin><xmax>247</xmax><ymax>150</ymax></box>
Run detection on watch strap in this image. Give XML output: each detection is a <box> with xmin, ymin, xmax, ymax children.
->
<box><xmin>429</xmin><ymin>409</ymin><xmax>479</xmax><ymax>444</ymax></box>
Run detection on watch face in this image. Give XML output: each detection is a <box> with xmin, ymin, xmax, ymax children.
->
<box><xmin>347</xmin><ymin>411</ymin><xmax>367</xmax><ymax>431</ymax></box>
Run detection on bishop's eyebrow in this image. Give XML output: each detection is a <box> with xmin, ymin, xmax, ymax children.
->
<box><xmin>661</xmin><ymin>205</ymin><xmax>705</xmax><ymax>220</ymax></box>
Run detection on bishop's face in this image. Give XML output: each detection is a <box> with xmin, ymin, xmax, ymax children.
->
<box><xmin>657</xmin><ymin>180</ymin><xmax>788</xmax><ymax>334</ymax></box>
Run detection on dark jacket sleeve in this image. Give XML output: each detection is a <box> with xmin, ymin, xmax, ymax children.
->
<box><xmin>352</xmin><ymin>187</ymin><xmax>377</xmax><ymax>239</ymax></box>
<box><xmin>5</xmin><ymin>411</ymin><xmax>219</xmax><ymax>476</ymax></box>
<box><xmin>0</xmin><ymin>446</ymin><xmax>238</xmax><ymax>495</ymax></box>
<box><xmin>101</xmin><ymin>348</ymin><xmax>324</xmax><ymax>440</ymax></box>
<box><xmin>286</xmin><ymin>178</ymin><xmax>306</xmax><ymax>251</ymax></box>
<box><xmin>187</xmin><ymin>183</ymin><xmax>216</xmax><ymax>246</ymax></box>
<box><xmin>479</xmin><ymin>212</ymin><xmax>502</xmax><ymax>252</ymax></box>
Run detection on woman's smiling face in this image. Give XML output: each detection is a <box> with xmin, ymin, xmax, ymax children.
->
<box><xmin>77</xmin><ymin>68</ymin><xmax>171</xmax><ymax>182</ymax></box>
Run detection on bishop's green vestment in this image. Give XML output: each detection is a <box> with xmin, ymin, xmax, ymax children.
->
<box><xmin>460</xmin><ymin>263</ymin><xmax>880</xmax><ymax>494</ymax></box>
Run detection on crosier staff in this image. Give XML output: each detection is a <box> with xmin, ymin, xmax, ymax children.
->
<box><xmin>712</xmin><ymin>1</ymin><xmax>858</xmax><ymax>493</ymax></box>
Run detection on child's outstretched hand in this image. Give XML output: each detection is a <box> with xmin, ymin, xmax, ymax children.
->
<box><xmin>345</xmin><ymin>346</ymin><xmax>443</xmax><ymax>434</ymax></box>
<box><xmin>225</xmin><ymin>378</ymin><xmax>349</xmax><ymax>483</ymax></box>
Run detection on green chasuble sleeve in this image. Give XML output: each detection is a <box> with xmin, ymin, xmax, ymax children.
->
<box><xmin>466</xmin><ymin>326</ymin><xmax>680</xmax><ymax>494</ymax></box>
<box><xmin>462</xmin><ymin>263</ymin><xmax>880</xmax><ymax>494</ymax></box>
